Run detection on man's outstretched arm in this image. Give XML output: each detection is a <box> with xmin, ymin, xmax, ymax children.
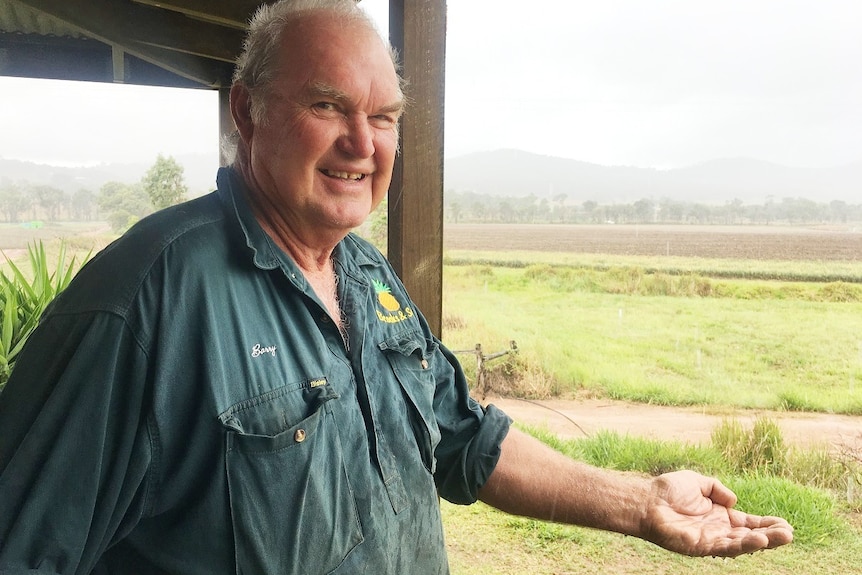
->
<box><xmin>478</xmin><ymin>426</ymin><xmax>793</xmax><ymax>557</ymax></box>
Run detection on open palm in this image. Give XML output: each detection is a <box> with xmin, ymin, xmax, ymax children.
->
<box><xmin>643</xmin><ymin>470</ymin><xmax>794</xmax><ymax>557</ymax></box>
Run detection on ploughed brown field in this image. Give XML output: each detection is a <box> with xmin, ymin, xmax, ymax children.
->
<box><xmin>444</xmin><ymin>223</ymin><xmax>862</xmax><ymax>261</ymax></box>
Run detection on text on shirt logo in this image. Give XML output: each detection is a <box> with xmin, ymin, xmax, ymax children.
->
<box><xmin>251</xmin><ymin>343</ymin><xmax>277</xmax><ymax>357</ymax></box>
<box><xmin>372</xmin><ymin>278</ymin><xmax>414</xmax><ymax>324</ymax></box>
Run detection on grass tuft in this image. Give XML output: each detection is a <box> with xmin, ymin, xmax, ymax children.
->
<box><xmin>521</xmin><ymin>422</ymin><xmax>856</xmax><ymax>550</ymax></box>
<box><xmin>725</xmin><ymin>475</ymin><xmax>850</xmax><ymax>546</ymax></box>
<box><xmin>712</xmin><ymin>418</ymin><xmax>785</xmax><ymax>475</ymax></box>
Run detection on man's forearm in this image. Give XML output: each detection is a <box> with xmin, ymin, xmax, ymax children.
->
<box><xmin>478</xmin><ymin>426</ymin><xmax>650</xmax><ymax>536</ymax></box>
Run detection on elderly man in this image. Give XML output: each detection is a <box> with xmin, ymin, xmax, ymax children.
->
<box><xmin>0</xmin><ymin>1</ymin><xmax>792</xmax><ymax>573</ymax></box>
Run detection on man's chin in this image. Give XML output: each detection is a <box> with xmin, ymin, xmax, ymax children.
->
<box><xmin>322</xmin><ymin>212</ymin><xmax>373</xmax><ymax>237</ymax></box>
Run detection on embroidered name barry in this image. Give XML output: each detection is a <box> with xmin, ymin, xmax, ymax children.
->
<box><xmin>251</xmin><ymin>343</ymin><xmax>277</xmax><ymax>357</ymax></box>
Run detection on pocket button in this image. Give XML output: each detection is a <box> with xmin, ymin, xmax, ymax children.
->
<box><xmin>294</xmin><ymin>429</ymin><xmax>307</xmax><ymax>443</ymax></box>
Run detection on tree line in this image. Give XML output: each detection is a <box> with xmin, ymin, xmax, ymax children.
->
<box><xmin>445</xmin><ymin>190</ymin><xmax>862</xmax><ymax>225</ymax></box>
<box><xmin>0</xmin><ymin>155</ymin><xmax>188</xmax><ymax>231</ymax></box>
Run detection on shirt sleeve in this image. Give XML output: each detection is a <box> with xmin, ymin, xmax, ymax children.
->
<box><xmin>0</xmin><ymin>311</ymin><xmax>153</xmax><ymax>574</ymax></box>
<box><xmin>431</xmin><ymin>342</ymin><xmax>512</xmax><ymax>505</ymax></box>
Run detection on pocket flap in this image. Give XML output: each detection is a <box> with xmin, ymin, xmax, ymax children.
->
<box><xmin>218</xmin><ymin>377</ymin><xmax>338</xmax><ymax>436</ymax></box>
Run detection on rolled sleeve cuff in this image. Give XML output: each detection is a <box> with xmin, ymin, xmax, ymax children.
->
<box><xmin>436</xmin><ymin>403</ymin><xmax>512</xmax><ymax>505</ymax></box>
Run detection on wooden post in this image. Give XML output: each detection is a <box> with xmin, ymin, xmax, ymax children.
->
<box><xmin>218</xmin><ymin>87</ymin><xmax>234</xmax><ymax>166</ymax></box>
<box><xmin>475</xmin><ymin>343</ymin><xmax>486</xmax><ymax>398</ymax></box>
<box><xmin>387</xmin><ymin>0</ymin><xmax>446</xmax><ymax>337</ymax></box>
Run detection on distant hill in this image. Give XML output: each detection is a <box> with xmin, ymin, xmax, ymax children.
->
<box><xmin>4</xmin><ymin>149</ymin><xmax>860</xmax><ymax>207</ymax></box>
<box><xmin>444</xmin><ymin>149</ymin><xmax>862</xmax><ymax>205</ymax></box>
<box><xmin>0</xmin><ymin>153</ymin><xmax>220</xmax><ymax>197</ymax></box>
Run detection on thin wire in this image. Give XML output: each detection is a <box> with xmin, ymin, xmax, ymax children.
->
<box><xmin>509</xmin><ymin>397</ymin><xmax>591</xmax><ymax>438</ymax></box>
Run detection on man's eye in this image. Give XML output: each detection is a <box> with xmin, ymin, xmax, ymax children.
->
<box><xmin>313</xmin><ymin>102</ymin><xmax>337</xmax><ymax>111</ymax></box>
<box><xmin>371</xmin><ymin>114</ymin><xmax>396</xmax><ymax>127</ymax></box>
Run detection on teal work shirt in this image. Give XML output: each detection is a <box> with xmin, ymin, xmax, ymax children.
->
<box><xmin>0</xmin><ymin>168</ymin><xmax>511</xmax><ymax>574</ymax></box>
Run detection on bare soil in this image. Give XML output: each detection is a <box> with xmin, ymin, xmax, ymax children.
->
<box><xmin>445</xmin><ymin>223</ymin><xmax>862</xmax><ymax>261</ymax></box>
<box><xmin>484</xmin><ymin>394</ymin><xmax>862</xmax><ymax>453</ymax></box>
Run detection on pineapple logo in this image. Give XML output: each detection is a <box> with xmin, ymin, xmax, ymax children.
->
<box><xmin>372</xmin><ymin>278</ymin><xmax>414</xmax><ymax>324</ymax></box>
<box><xmin>373</xmin><ymin>279</ymin><xmax>401</xmax><ymax>311</ymax></box>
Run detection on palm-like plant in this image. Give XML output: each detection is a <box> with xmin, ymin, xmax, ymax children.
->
<box><xmin>0</xmin><ymin>242</ymin><xmax>89</xmax><ymax>389</ymax></box>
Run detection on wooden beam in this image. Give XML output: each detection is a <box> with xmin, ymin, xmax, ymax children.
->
<box><xmin>14</xmin><ymin>0</ymin><xmax>243</xmax><ymax>86</ymax></box>
<box><xmin>218</xmin><ymin>87</ymin><xmax>234</xmax><ymax>166</ymax></box>
<box><xmin>131</xmin><ymin>0</ymin><xmax>262</xmax><ymax>29</ymax></box>
<box><xmin>111</xmin><ymin>45</ymin><xmax>124</xmax><ymax>82</ymax></box>
<box><xmin>387</xmin><ymin>0</ymin><xmax>446</xmax><ymax>337</ymax></box>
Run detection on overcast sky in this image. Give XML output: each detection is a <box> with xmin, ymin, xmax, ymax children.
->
<box><xmin>1</xmin><ymin>0</ymin><xmax>860</xmax><ymax>170</ymax></box>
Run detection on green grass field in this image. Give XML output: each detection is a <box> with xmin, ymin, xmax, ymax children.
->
<box><xmin>441</xmin><ymin>260</ymin><xmax>862</xmax><ymax>414</ymax></box>
<box><xmin>439</xmin><ymin>245</ymin><xmax>862</xmax><ymax>574</ymax></box>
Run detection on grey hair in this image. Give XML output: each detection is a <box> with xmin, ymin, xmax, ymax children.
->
<box><xmin>232</xmin><ymin>0</ymin><xmax>404</xmax><ymax>126</ymax></box>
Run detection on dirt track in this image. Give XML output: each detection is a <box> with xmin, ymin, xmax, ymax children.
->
<box><xmin>485</xmin><ymin>395</ymin><xmax>862</xmax><ymax>453</ymax></box>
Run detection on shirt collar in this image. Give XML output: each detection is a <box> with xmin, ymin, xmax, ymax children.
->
<box><xmin>217</xmin><ymin>166</ymin><xmax>281</xmax><ymax>271</ymax></box>
<box><xmin>216</xmin><ymin>166</ymin><xmax>382</xmax><ymax>276</ymax></box>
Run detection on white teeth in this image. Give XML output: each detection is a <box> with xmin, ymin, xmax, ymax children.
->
<box><xmin>324</xmin><ymin>170</ymin><xmax>365</xmax><ymax>180</ymax></box>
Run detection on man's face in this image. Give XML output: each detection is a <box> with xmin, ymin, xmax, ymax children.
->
<box><xmin>242</xmin><ymin>14</ymin><xmax>403</xmax><ymax>245</ymax></box>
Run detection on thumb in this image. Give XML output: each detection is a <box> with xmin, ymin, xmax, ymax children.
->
<box><xmin>702</xmin><ymin>476</ymin><xmax>738</xmax><ymax>509</ymax></box>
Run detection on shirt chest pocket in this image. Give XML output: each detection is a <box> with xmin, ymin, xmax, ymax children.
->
<box><xmin>218</xmin><ymin>379</ymin><xmax>362</xmax><ymax>575</ymax></box>
<box><xmin>379</xmin><ymin>332</ymin><xmax>443</xmax><ymax>473</ymax></box>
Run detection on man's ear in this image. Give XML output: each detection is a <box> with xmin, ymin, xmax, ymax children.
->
<box><xmin>230</xmin><ymin>84</ymin><xmax>255</xmax><ymax>142</ymax></box>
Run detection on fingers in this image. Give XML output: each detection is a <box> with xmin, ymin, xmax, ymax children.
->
<box><xmin>703</xmin><ymin>512</ymin><xmax>794</xmax><ymax>557</ymax></box>
<box><xmin>729</xmin><ymin>510</ymin><xmax>795</xmax><ymax>548</ymax></box>
<box><xmin>707</xmin><ymin>526</ymin><xmax>794</xmax><ymax>557</ymax></box>
<box><xmin>728</xmin><ymin>508</ymin><xmax>793</xmax><ymax>531</ymax></box>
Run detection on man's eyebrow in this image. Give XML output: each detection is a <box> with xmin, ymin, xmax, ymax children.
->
<box><xmin>376</xmin><ymin>100</ymin><xmax>405</xmax><ymax>116</ymax></box>
<box><xmin>309</xmin><ymin>81</ymin><xmax>404</xmax><ymax>116</ymax></box>
<box><xmin>309</xmin><ymin>82</ymin><xmax>350</xmax><ymax>102</ymax></box>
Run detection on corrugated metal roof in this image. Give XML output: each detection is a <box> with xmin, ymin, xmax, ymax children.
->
<box><xmin>0</xmin><ymin>1</ymin><xmax>87</xmax><ymax>38</ymax></box>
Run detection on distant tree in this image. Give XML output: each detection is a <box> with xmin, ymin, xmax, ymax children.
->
<box><xmin>610</xmin><ymin>203</ymin><xmax>635</xmax><ymax>224</ymax></box>
<box><xmin>536</xmin><ymin>197</ymin><xmax>550</xmax><ymax>222</ymax></box>
<box><xmin>0</xmin><ymin>182</ymin><xmax>31</xmax><ymax>223</ymax></box>
<box><xmin>658</xmin><ymin>198</ymin><xmax>684</xmax><ymax>223</ymax></box>
<box><xmin>552</xmin><ymin>193</ymin><xmax>567</xmax><ymax>222</ymax></box>
<box><xmin>32</xmin><ymin>185</ymin><xmax>66</xmax><ymax>221</ymax></box>
<box><xmin>828</xmin><ymin>200</ymin><xmax>848</xmax><ymax>224</ymax></box>
<box><xmin>780</xmin><ymin>197</ymin><xmax>822</xmax><ymax>224</ymax></box>
<box><xmin>71</xmin><ymin>188</ymin><xmax>97</xmax><ymax>221</ymax></box>
<box><xmin>688</xmin><ymin>203</ymin><xmax>712</xmax><ymax>224</ymax></box>
<box><xmin>744</xmin><ymin>203</ymin><xmax>769</xmax><ymax>225</ymax></box>
<box><xmin>581</xmin><ymin>200</ymin><xmax>598</xmax><ymax>223</ymax></box>
<box><xmin>633</xmin><ymin>198</ymin><xmax>654</xmax><ymax>223</ymax></box>
<box><xmin>142</xmin><ymin>154</ymin><xmax>188</xmax><ymax>210</ymax></box>
<box><xmin>721</xmin><ymin>198</ymin><xmax>745</xmax><ymax>224</ymax></box>
<box><xmin>368</xmin><ymin>197</ymin><xmax>388</xmax><ymax>252</ymax></box>
<box><xmin>447</xmin><ymin>200</ymin><xmax>462</xmax><ymax>223</ymax></box>
<box><xmin>498</xmin><ymin>200</ymin><xmax>514</xmax><ymax>222</ymax></box>
<box><xmin>471</xmin><ymin>201</ymin><xmax>485</xmax><ymax>222</ymax></box>
<box><xmin>437</xmin><ymin>190</ymin><xmax>860</xmax><ymax>227</ymax></box>
<box><xmin>98</xmin><ymin>181</ymin><xmax>152</xmax><ymax>232</ymax></box>
<box><xmin>516</xmin><ymin>194</ymin><xmax>538</xmax><ymax>223</ymax></box>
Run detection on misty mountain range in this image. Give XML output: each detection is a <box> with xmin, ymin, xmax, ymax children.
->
<box><xmin>0</xmin><ymin>154</ymin><xmax>222</xmax><ymax>197</ymax></box>
<box><xmin>1</xmin><ymin>148</ymin><xmax>860</xmax><ymax>206</ymax></box>
<box><xmin>445</xmin><ymin>149</ymin><xmax>861</xmax><ymax>205</ymax></box>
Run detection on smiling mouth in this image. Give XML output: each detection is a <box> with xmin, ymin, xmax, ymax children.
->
<box><xmin>321</xmin><ymin>169</ymin><xmax>367</xmax><ymax>181</ymax></box>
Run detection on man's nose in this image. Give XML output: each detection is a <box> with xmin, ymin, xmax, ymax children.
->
<box><xmin>338</xmin><ymin>116</ymin><xmax>375</xmax><ymax>158</ymax></box>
